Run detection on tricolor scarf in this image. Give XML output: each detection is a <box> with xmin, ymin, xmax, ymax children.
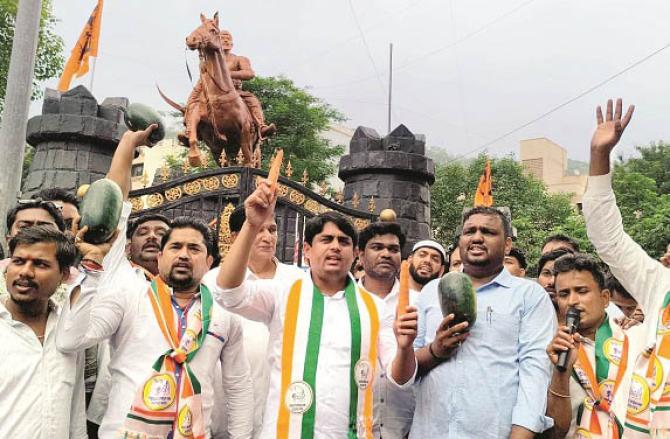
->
<box><xmin>572</xmin><ymin>316</ymin><xmax>629</xmax><ymax>438</ymax></box>
<box><xmin>276</xmin><ymin>277</ymin><xmax>381</xmax><ymax>439</ymax></box>
<box><xmin>121</xmin><ymin>277</ymin><xmax>212</xmax><ymax>439</ymax></box>
<box><xmin>624</xmin><ymin>291</ymin><xmax>670</xmax><ymax>438</ymax></box>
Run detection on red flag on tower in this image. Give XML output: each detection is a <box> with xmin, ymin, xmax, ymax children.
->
<box><xmin>474</xmin><ymin>160</ymin><xmax>493</xmax><ymax>207</ymax></box>
<box><xmin>57</xmin><ymin>0</ymin><xmax>104</xmax><ymax>92</ymax></box>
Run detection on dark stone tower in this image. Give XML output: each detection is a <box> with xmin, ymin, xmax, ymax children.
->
<box><xmin>338</xmin><ymin>124</ymin><xmax>435</xmax><ymax>253</ymax></box>
<box><xmin>22</xmin><ymin>86</ymin><xmax>128</xmax><ymax>196</ymax></box>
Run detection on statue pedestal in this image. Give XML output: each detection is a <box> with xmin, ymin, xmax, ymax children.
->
<box><xmin>338</xmin><ymin>125</ymin><xmax>436</xmax><ymax>254</ymax></box>
<box><xmin>22</xmin><ymin>85</ymin><xmax>128</xmax><ymax>196</ymax></box>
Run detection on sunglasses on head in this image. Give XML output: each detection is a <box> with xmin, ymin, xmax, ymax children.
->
<box><xmin>16</xmin><ymin>198</ymin><xmax>62</xmax><ymax>211</ymax></box>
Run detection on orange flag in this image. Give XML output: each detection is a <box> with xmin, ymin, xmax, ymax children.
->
<box><xmin>474</xmin><ymin>160</ymin><xmax>493</xmax><ymax>207</ymax></box>
<box><xmin>57</xmin><ymin>0</ymin><xmax>104</xmax><ymax>92</ymax></box>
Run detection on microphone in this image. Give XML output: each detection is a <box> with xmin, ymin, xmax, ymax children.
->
<box><xmin>557</xmin><ymin>307</ymin><xmax>581</xmax><ymax>372</ymax></box>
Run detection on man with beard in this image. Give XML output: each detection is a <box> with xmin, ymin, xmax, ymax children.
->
<box><xmin>407</xmin><ymin>240</ymin><xmax>446</xmax><ymax>292</ymax></box>
<box><xmin>203</xmin><ymin>205</ymin><xmax>303</xmax><ymax>439</ymax></box>
<box><xmin>411</xmin><ymin>207</ymin><xmax>555</xmax><ymax>438</ymax></box>
<box><xmin>126</xmin><ymin>214</ymin><xmax>171</xmax><ymax>279</ymax></box>
<box><xmin>357</xmin><ymin>222</ymin><xmax>415</xmax><ymax>438</ymax></box>
<box><xmin>215</xmin><ymin>182</ymin><xmax>418</xmax><ymax>438</ymax></box>
<box><xmin>0</xmin><ymin>226</ymin><xmax>84</xmax><ymax>438</ymax></box>
<box><xmin>56</xmin><ymin>217</ymin><xmax>254</xmax><ymax>438</ymax></box>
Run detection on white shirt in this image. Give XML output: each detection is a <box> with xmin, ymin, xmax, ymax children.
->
<box><xmin>203</xmin><ymin>260</ymin><xmax>304</xmax><ymax>439</ymax></box>
<box><xmin>565</xmin><ymin>316</ymin><xmax>646</xmax><ymax>437</ymax></box>
<box><xmin>0</xmin><ymin>298</ymin><xmax>87</xmax><ymax>438</ymax></box>
<box><xmin>582</xmin><ymin>172</ymin><xmax>670</xmax><ymax>347</ymax></box>
<box><xmin>358</xmin><ymin>277</ymin><xmax>419</xmax><ymax>439</ymax></box>
<box><xmin>215</xmin><ymin>271</ymin><xmax>413</xmax><ymax>438</ymax></box>
<box><xmin>55</xmin><ymin>268</ymin><xmax>254</xmax><ymax>439</ymax></box>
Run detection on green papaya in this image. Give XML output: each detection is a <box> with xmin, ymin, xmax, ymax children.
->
<box><xmin>122</xmin><ymin>102</ymin><xmax>165</xmax><ymax>143</ymax></box>
<box><xmin>79</xmin><ymin>178</ymin><xmax>123</xmax><ymax>244</ymax></box>
<box><xmin>438</xmin><ymin>272</ymin><xmax>477</xmax><ymax>328</ymax></box>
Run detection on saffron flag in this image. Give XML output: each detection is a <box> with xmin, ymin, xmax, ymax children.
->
<box><xmin>57</xmin><ymin>0</ymin><xmax>104</xmax><ymax>92</ymax></box>
<box><xmin>474</xmin><ymin>160</ymin><xmax>493</xmax><ymax>207</ymax></box>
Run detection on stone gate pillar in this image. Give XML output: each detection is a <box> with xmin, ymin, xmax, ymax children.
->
<box><xmin>22</xmin><ymin>85</ymin><xmax>128</xmax><ymax>197</ymax></box>
<box><xmin>338</xmin><ymin>124</ymin><xmax>435</xmax><ymax>253</ymax></box>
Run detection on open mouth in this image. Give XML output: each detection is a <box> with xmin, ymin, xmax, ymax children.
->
<box><xmin>13</xmin><ymin>280</ymin><xmax>37</xmax><ymax>294</ymax></box>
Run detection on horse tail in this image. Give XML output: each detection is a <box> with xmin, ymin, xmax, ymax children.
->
<box><xmin>156</xmin><ymin>84</ymin><xmax>186</xmax><ymax>114</ymax></box>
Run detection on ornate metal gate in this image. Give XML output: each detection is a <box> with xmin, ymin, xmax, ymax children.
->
<box><xmin>128</xmin><ymin>167</ymin><xmax>377</xmax><ymax>266</ymax></box>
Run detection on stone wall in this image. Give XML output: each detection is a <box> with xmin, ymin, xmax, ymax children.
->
<box><xmin>338</xmin><ymin>124</ymin><xmax>435</xmax><ymax>254</ymax></box>
<box><xmin>22</xmin><ymin>86</ymin><xmax>128</xmax><ymax>196</ymax></box>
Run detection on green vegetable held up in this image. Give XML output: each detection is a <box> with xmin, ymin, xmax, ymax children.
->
<box><xmin>78</xmin><ymin>178</ymin><xmax>123</xmax><ymax>244</ymax></box>
<box><xmin>122</xmin><ymin>102</ymin><xmax>165</xmax><ymax>144</ymax></box>
<box><xmin>438</xmin><ymin>272</ymin><xmax>477</xmax><ymax>329</ymax></box>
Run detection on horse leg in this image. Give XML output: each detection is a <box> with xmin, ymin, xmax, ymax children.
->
<box><xmin>240</xmin><ymin>122</ymin><xmax>254</xmax><ymax>166</ymax></box>
<box><xmin>186</xmin><ymin>109</ymin><xmax>203</xmax><ymax>167</ymax></box>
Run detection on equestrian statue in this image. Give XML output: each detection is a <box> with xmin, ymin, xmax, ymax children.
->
<box><xmin>160</xmin><ymin>12</ymin><xmax>276</xmax><ymax>167</ymax></box>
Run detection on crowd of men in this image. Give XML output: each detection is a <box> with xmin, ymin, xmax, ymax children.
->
<box><xmin>2</xmin><ymin>98</ymin><xmax>670</xmax><ymax>438</ymax></box>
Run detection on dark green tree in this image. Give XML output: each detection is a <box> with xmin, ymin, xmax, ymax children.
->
<box><xmin>243</xmin><ymin>76</ymin><xmax>346</xmax><ymax>184</ymax></box>
<box><xmin>621</xmin><ymin>141</ymin><xmax>670</xmax><ymax>195</ymax></box>
<box><xmin>0</xmin><ymin>0</ymin><xmax>64</xmax><ymax>113</ymax></box>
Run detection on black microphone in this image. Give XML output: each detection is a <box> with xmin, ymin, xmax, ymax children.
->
<box><xmin>557</xmin><ymin>307</ymin><xmax>581</xmax><ymax>372</ymax></box>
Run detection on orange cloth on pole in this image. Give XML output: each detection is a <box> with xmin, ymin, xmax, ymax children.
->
<box><xmin>57</xmin><ymin>0</ymin><xmax>103</xmax><ymax>92</ymax></box>
<box><xmin>473</xmin><ymin>160</ymin><xmax>493</xmax><ymax>207</ymax></box>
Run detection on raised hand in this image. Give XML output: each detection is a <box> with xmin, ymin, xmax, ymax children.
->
<box><xmin>73</xmin><ymin>224</ymin><xmax>118</xmax><ymax>266</ymax></box>
<box><xmin>546</xmin><ymin>326</ymin><xmax>581</xmax><ymax>371</ymax></box>
<box><xmin>590</xmin><ymin>98</ymin><xmax>634</xmax><ymax>156</ymax></box>
<box><xmin>244</xmin><ymin>180</ymin><xmax>277</xmax><ymax>229</ymax></box>
<box><xmin>121</xmin><ymin>123</ymin><xmax>159</xmax><ymax>149</ymax></box>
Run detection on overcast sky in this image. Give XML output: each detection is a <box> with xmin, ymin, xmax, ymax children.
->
<box><xmin>35</xmin><ymin>0</ymin><xmax>670</xmax><ymax>163</ymax></box>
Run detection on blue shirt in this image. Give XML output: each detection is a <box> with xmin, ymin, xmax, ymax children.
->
<box><xmin>410</xmin><ymin>268</ymin><xmax>556</xmax><ymax>438</ymax></box>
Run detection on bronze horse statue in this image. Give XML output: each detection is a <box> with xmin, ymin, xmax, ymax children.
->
<box><xmin>159</xmin><ymin>13</ymin><xmax>261</xmax><ymax>167</ymax></box>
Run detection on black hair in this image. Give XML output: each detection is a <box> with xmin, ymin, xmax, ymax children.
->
<box><xmin>6</xmin><ymin>200</ymin><xmax>66</xmax><ymax>233</ymax></box>
<box><xmin>462</xmin><ymin>206</ymin><xmax>511</xmax><ymax>238</ymax></box>
<box><xmin>34</xmin><ymin>188</ymin><xmax>80</xmax><ymax>209</ymax></box>
<box><xmin>358</xmin><ymin>222</ymin><xmax>406</xmax><ymax>251</ymax></box>
<box><xmin>507</xmin><ymin>247</ymin><xmax>527</xmax><ymax>269</ymax></box>
<box><xmin>605</xmin><ymin>273</ymin><xmax>634</xmax><ymax>301</ymax></box>
<box><xmin>229</xmin><ymin>205</ymin><xmax>246</xmax><ymax>233</ymax></box>
<box><xmin>304</xmin><ymin>211</ymin><xmax>357</xmax><ymax>248</ymax></box>
<box><xmin>9</xmin><ymin>225</ymin><xmax>77</xmax><ymax>271</ymax></box>
<box><xmin>446</xmin><ymin>234</ymin><xmax>460</xmax><ymax>266</ymax></box>
<box><xmin>537</xmin><ymin>248</ymin><xmax>574</xmax><ymax>273</ymax></box>
<box><xmin>127</xmin><ymin>214</ymin><xmax>171</xmax><ymax>239</ymax></box>
<box><xmin>160</xmin><ymin>216</ymin><xmax>215</xmax><ymax>256</ymax></box>
<box><xmin>553</xmin><ymin>252</ymin><xmax>605</xmax><ymax>290</ymax></box>
<box><xmin>542</xmin><ymin>234</ymin><xmax>580</xmax><ymax>253</ymax></box>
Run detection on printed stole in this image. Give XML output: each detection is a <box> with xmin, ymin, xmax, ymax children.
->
<box><xmin>572</xmin><ymin>317</ymin><xmax>629</xmax><ymax>438</ymax></box>
<box><xmin>276</xmin><ymin>278</ymin><xmax>380</xmax><ymax>439</ymax></box>
<box><xmin>624</xmin><ymin>292</ymin><xmax>670</xmax><ymax>438</ymax></box>
<box><xmin>121</xmin><ymin>277</ymin><xmax>212</xmax><ymax>439</ymax></box>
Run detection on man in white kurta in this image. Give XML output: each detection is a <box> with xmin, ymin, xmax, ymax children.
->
<box><xmin>203</xmin><ymin>206</ymin><xmax>303</xmax><ymax>438</ymax></box>
<box><xmin>56</xmin><ymin>217</ymin><xmax>254</xmax><ymax>438</ymax></box>
<box><xmin>0</xmin><ymin>226</ymin><xmax>86</xmax><ymax>438</ymax></box>
<box><xmin>582</xmin><ymin>98</ymin><xmax>670</xmax><ymax>436</ymax></box>
<box><xmin>214</xmin><ymin>182</ymin><xmax>419</xmax><ymax>438</ymax></box>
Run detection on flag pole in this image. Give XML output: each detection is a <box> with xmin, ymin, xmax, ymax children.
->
<box><xmin>89</xmin><ymin>56</ymin><xmax>97</xmax><ymax>93</ymax></box>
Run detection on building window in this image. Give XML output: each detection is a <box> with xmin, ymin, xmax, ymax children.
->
<box><xmin>131</xmin><ymin>163</ymin><xmax>144</xmax><ymax>177</ymax></box>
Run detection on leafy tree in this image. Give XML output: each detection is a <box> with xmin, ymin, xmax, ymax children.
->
<box><xmin>621</xmin><ymin>142</ymin><xmax>670</xmax><ymax>195</ymax></box>
<box><xmin>0</xmin><ymin>0</ymin><xmax>64</xmax><ymax>113</ymax></box>
<box><xmin>612</xmin><ymin>165</ymin><xmax>670</xmax><ymax>259</ymax></box>
<box><xmin>430</xmin><ymin>154</ymin><xmax>589</xmax><ymax>274</ymax></box>
<box><xmin>243</xmin><ymin>76</ymin><xmax>346</xmax><ymax>184</ymax></box>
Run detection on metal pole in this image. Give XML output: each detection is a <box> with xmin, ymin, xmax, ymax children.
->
<box><xmin>387</xmin><ymin>43</ymin><xmax>393</xmax><ymax>134</ymax></box>
<box><xmin>0</xmin><ymin>0</ymin><xmax>43</xmax><ymax>243</ymax></box>
<box><xmin>89</xmin><ymin>57</ymin><xmax>97</xmax><ymax>92</ymax></box>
